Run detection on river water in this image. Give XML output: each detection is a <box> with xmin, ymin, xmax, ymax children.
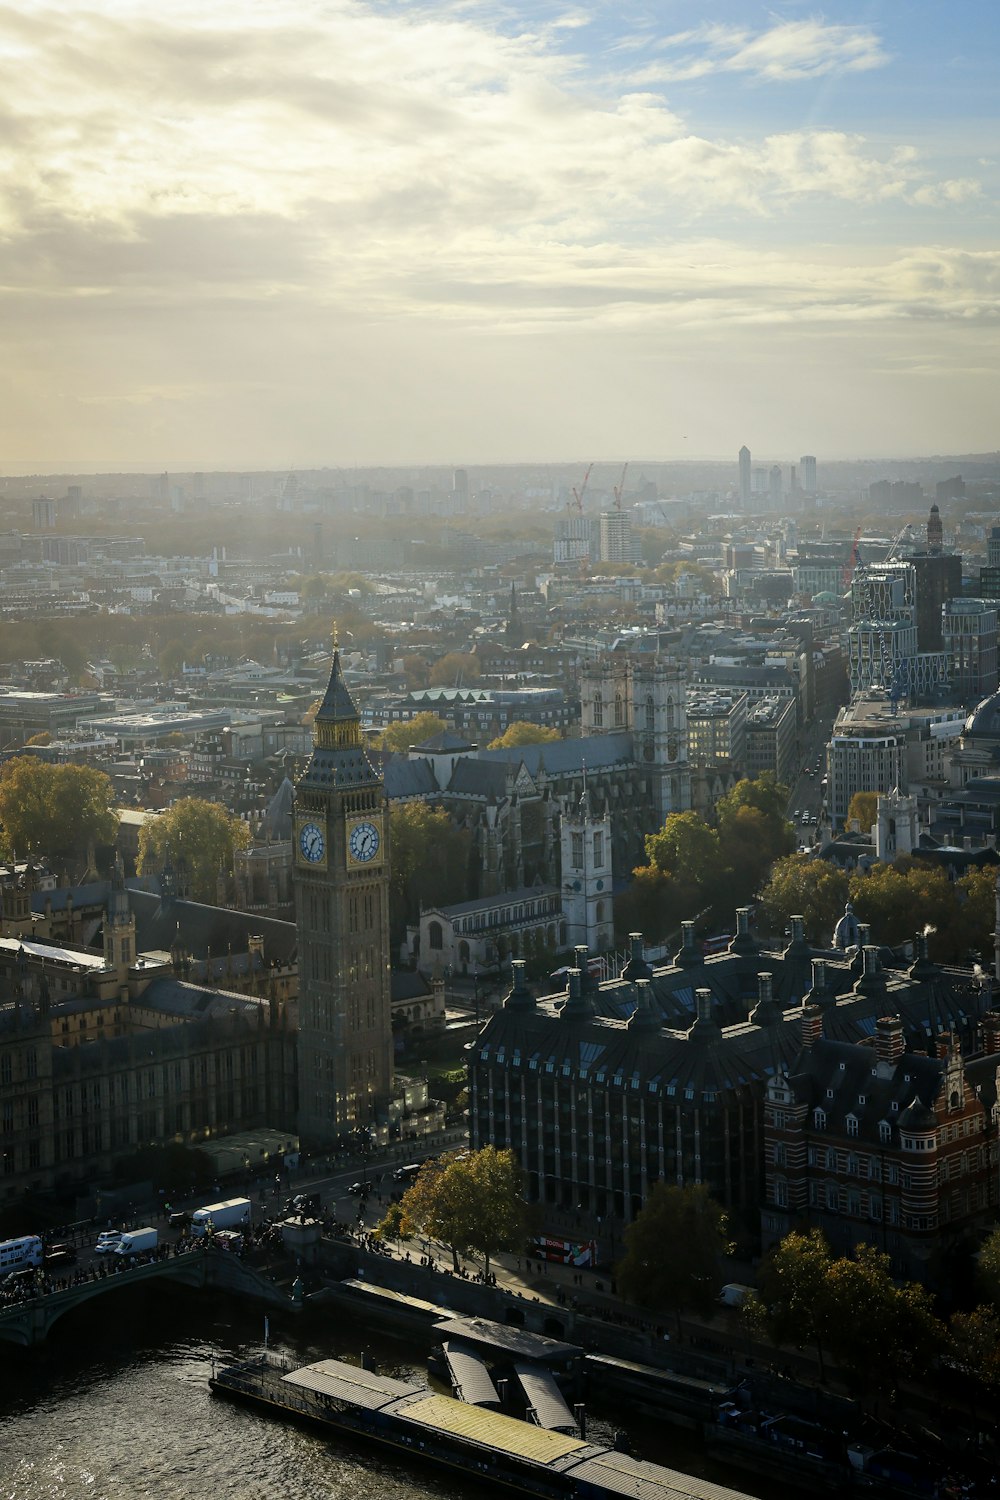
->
<box><xmin>0</xmin><ymin>1284</ymin><xmax>788</xmax><ymax>1500</ymax></box>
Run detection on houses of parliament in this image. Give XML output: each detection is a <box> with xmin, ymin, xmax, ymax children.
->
<box><xmin>0</xmin><ymin>648</ymin><xmax>395</xmax><ymax>1214</ymax></box>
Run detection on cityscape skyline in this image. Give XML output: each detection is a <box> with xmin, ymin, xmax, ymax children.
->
<box><xmin>1</xmin><ymin>2</ymin><xmax>996</xmax><ymax>469</ymax></box>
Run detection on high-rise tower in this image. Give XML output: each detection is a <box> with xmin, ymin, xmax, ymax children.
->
<box><xmin>294</xmin><ymin>644</ymin><xmax>393</xmax><ymax>1144</ymax></box>
<box><xmin>738</xmin><ymin>446</ymin><xmax>751</xmax><ymax>508</ymax></box>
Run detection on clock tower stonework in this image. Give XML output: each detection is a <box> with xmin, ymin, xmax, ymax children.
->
<box><xmin>294</xmin><ymin>647</ymin><xmax>393</xmax><ymax>1144</ymax></box>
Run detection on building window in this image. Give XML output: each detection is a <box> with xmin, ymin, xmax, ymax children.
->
<box><xmin>813</xmin><ymin>1108</ymin><xmax>826</xmax><ymax>1130</ymax></box>
<box><xmin>428</xmin><ymin>921</ymin><xmax>443</xmax><ymax>951</ymax></box>
<box><xmin>571</xmin><ymin>832</ymin><xmax>584</xmax><ymax>868</ymax></box>
<box><xmin>593</xmin><ymin>693</ymin><xmax>603</xmax><ymax>728</ymax></box>
<box><xmin>774</xmin><ymin>1179</ymin><xmax>788</xmax><ymax>1208</ymax></box>
<box><xmin>593</xmin><ymin>832</ymin><xmax>604</xmax><ymax>867</ymax></box>
<box><xmin>846</xmin><ymin>1115</ymin><xmax>859</xmax><ymax>1137</ymax></box>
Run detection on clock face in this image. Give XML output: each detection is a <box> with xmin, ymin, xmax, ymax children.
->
<box><xmin>299</xmin><ymin>821</ymin><xmax>326</xmax><ymax>863</ymax></box>
<box><xmin>348</xmin><ymin>820</ymin><xmax>381</xmax><ymax>863</ymax></box>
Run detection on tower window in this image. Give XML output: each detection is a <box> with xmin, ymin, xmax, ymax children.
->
<box><xmin>593</xmin><ymin>832</ymin><xmax>603</xmax><ymax>866</ymax></box>
<box><xmin>571</xmin><ymin>833</ymin><xmax>584</xmax><ymax>868</ymax></box>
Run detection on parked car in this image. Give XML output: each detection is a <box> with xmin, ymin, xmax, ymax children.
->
<box><xmin>348</xmin><ymin>1181</ymin><xmax>374</xmax><ymax>1196</ymax></box>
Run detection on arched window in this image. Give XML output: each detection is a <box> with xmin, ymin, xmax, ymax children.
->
<box><xmin>593</xmin><ymin>692</ymin><xmax>603</xmax><ymax>728</ymax></box>
<box><xmin>614</xmin><ymin>693</ymin><xmax>624</xmax><ymax>727</ymax></box>
<box><xmin>645</xmin><ymin>694</ymin><xmax>655</xmax><ymax>732</ymax></box>
<box><xmin>595</xmin><ymin>900</ymin><xmax>605</xmax><ymax>924</ymax></box>
<box><xmin>428</xmin><ymin>921</ymin><xmax>443</xmax><ymax>951</ymax></box>
<box><xmin>458</xmin><ymin>940</ymin><xmax>470</xmax><ymax>964</ymax></box>
<box><xmin>665</xmin><ymin>696</ymin><xmax>675</xmax><ymax>732</ymax></box>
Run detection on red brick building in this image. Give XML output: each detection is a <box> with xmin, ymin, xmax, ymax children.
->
<box><xmin>762</xmin><ymin>1011</ymin><xmax>999</xmax><ymax>1283</ymax></box>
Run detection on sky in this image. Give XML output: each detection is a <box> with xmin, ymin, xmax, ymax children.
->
<box><xmin>1</xmin><ymin>0</ymin><xmax>998</xmax><ymax>470</ymax></box>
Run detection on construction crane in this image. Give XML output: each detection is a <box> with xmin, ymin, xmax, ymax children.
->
<box><xmin>571</xmin><ymin>462</ymin><xmax>593</xmax><ymax>514</ymax></box>
<box><xmin>842</xmin><ymin>525</ymin><xmax>864</xmax><ymax>591</ymax></box>
<box><xmin>613</xmin><ymin>461</ymin><xmax>629</xmax><ymax>512</ymax></box>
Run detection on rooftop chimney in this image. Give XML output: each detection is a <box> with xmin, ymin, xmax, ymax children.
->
<box><xmin>622</xmin><ymin>932</ymin><xmax>653</xmax><ymax>982</ymax></box>
<box><xmin>628</xmin><ymin>978</ymin><xmax>660</xmax><ymax>1034</ymax></box>
<box><xmin>801</xmin><ymin>1003</ymin><xmax>823</xmax><ymax>1048</ymax></box>
<box><xmin>560</xmin><ymin>967</ymin><xmax>595</xmax><ymax>1022</ymax></box>
<box><xmin>687</xmin><ymin>987</ymin><xmax>722</xmax><ymax>1044</ymax></box>
<box><xmin>875</xmin><ymin>1015</ymin><xmax>905</xmax><ymax>1066</ymax></box>
<box><xmin>674</xmin><ymin>919</ymin><xmax>701</xmax><ymax>969</ymax></box>
<box><xmin>503</xmin><ymin>958</ymin><xmax>535</xmax><ymax>1012</ymax></box>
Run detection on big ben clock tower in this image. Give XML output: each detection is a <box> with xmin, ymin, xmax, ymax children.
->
<box><xmin>294</xmin><ymin>643</ymin><xmax>392</xmax><ymax>1145</ymax></box>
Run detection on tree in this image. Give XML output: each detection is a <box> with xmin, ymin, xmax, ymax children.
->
<box><xmin>976</xmin><ymin>1225</ymin><xmax>1000</xmax><ymax>1310</ymax></box>
<box><xmin>846</xmin><ymin>791</ymin><xmax>878</xmax><ymax>831</ymax></box>
<box><xmin>398</xmin><ymin>1148</ymin><xmax>530</xmax><ymax>1274</ymax></box>
<box><xmin>137</xmin><ymin>797</ymin><xmax>250</xmax><ymax>902</ymax></box>
<box><xmin>613</xmin><ymin>865</ymin><xmax>680</xmax><ymax>944</ymax></box>
<box><xmin>374</xmin><ymin>1201</ymin><xmax>411</xmax><ymax>1243</ymax></box>
<box><xmin>955</xmin><ymin>865</ymin><xmax>997</xmax><ymax>966</ymax></box>
<box><xmin>616</xmin><ymin>1184</ymin><xmax>728</xmax><ymax>1330</ymax></box>
<box><xmin>759</xmin><ymin>855</ymin><xmax>850</xmax><ymax>945</ymax></box>
<box><xmin>849</xmin><ymin>860</ymin><xmax>958</xmax><ymax>957</ymax></box>
<box><xmin>716</xmin><ymin>775</ymin><xmax>795</xmax><ymax>901</ymax></box>
<box><xmin>429</xmin><ymin>653</ymin><xmax>480</xmax><ymax>687</ymax></box>
<box><xmin>25</xmin><ymin>733</ymin><xmax>51</xmax><ymax>747</ymax></box>
<box><xmin>388</xmin><ymin>803</ymin><xmax>472</xmax><ymax>946</ymax></box>
<box><xmin>757</xmin><ymin>1229</ymin><xmax>835</xmax><ymax>1379</ymax></box>
<box><xmin>822</xmin><ymin>1244</ymin><xmax>944</xmax><ymax>1395</ymax></box>
<box><xmin>645</xmin><ymin>811</ymin><xmax>722</xmax><ymax>894</ymax></box>
<box><xmin>374</xmin><ymin>713</ymin><xmax>448</xmax><ymax>753</ymax></box>
<box><xmin>950</xmin><ymin>1305</ymin><xmax>1000</xmax><ymax>1399</ymax></box>
<box><xmin>487</xmin><ymin>721</ymin><xmax>560</xmax><ymax>749</ymax></box>
<box><xmin>0</xmin><ymin>757</ymin><xmax>118</xmax><ymax>861</ymax></box>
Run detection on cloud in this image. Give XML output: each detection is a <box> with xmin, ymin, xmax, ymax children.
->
<box><xmin>632</xmin><ymin>18</ymin><xmax>888</xmax><ymax>85</ymax></box>
<box><xmin>0</xmin><ymin>0</ymin><xmax>992</xmax><ymax>466</ymax></box>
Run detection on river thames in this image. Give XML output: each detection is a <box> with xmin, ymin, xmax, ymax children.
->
<box><xmin>0</xmin><ymin>1285</ymin><xmax>789</xmax><ymax>1500</ymax></box>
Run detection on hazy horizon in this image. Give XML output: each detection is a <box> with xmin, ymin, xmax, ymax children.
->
<box><xmin>3</xmin><ymin>1</ymin><xmax>997</xmax><ymax>469</ymax></box>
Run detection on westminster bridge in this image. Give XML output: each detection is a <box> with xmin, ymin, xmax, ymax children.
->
<box><xmin>0</xmin><ymin>1244</ymin><xmax>294</xmax><ymax>1348</ymax></box>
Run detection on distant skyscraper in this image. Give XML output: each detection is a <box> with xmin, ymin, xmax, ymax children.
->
<box><xmin>453</xmin><ymin>468</ymin><xmax>469</xmax><ymax>499</ymax></box>
<box><xmin>801</xmin><ymin>455</ymin><xmax>817</xmax><ymax>494</ymax></box>
<box><xmin>769</xmin><ymin>465</ymin><xmax>782</xmax><ymax>509</ymax></box>
<box><xmin>738</xmin><ymin>446</ymin><xmax>751</xmax><ymax>508</ymax></box>
<box><xmin>599</xmin><ymin>509</ymin><xmax>633</xmax><ymax>564</ymax></box>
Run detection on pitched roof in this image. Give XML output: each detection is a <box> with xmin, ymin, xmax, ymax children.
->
<box><xmin>129</xmin><ymin>889</ymin><xmax>297</xmax><ymax>963</ymax></box>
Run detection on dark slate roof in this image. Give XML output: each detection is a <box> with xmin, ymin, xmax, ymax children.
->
<box><xmin>314</xmin><ymin>648</ymin><xmax>360</xmax><ymax>726</ymax></box>
<box><xmin>425</xmin><ymin>884</ymin><xmax>557</xmax><ymax>919</ymax></box>
<box><xmin>551</xmin><ymin>938</ymin><xmax>845</xmax><ymax>1031</ymax></box>
<box><xmin>134</xmin><ymin>976</ymin><xmax>268</xmax><ymax>1020</ymax></box>
<box><xmin>414</xmin><ymin>731</ymin><xmax>474</xmax><ymax>752</ymax></box>
<box><xmin>129</xmin><ymin>889</ymin><xmax>296</xmax><ymax>964</ymax></box>
<box><xmin>31</xmin><ymin>881</ymin><xmax>109</xmax><ymax>913</ymax></box>
<box><xmin>475</xmin><ymin>1002</ymin><xmax>802</xmax><ymax>1104</ymax></box>
<box><xmin>297</xmin><ymin>743</ymin><xmax>382</xmax><ymax>791</ymax></box>
<box><xmin>391</xmin><ymin>971</ymin><xmax>432</xmax><ymax>1002</ymax></box>
<box><xmin>787</xmin><ymin>1036</ymin><xmax>944</xmax><ymax>1146</ymax></box>
<box><xmin>475</xmin><ymin>946</ymin><xmax>991</xmax><ymax>1107</ymax></box>
<box><xmin>383</xmin><ymin>756</ymin><xmax>438</xmax><ymax>799</ymax></box>
<box><xmin>259</xmin><ymin>777</ymin><xmax>294</xmax><ymax>842</ymax></box>
<box><xmin>478</xmin><ymin>733</ymin><xmax>633</xmax><ymax>777</ymax></box>
<box><xmin>446</xmin><ymin>759</ymin><xmax>512</xmax><ymax>798</ymax></box>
